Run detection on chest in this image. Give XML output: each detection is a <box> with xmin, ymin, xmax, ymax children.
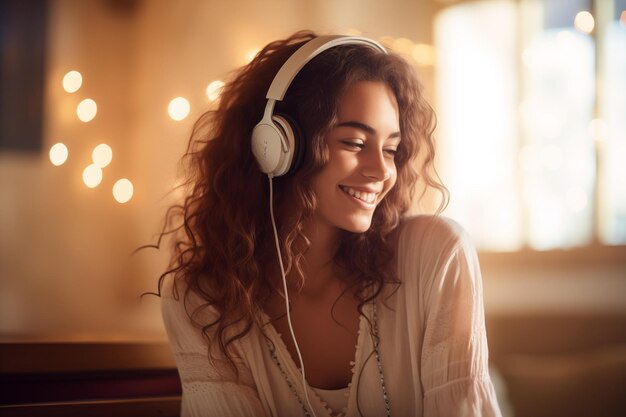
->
<box><xmin>264</xmin><ymin>293</ymin><xmax>361</xmax><ymax>389</ymax></box>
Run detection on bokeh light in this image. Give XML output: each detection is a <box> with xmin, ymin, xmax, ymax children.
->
<box><xmin>574</xmin><ymin>11</ymin><xmax>595</xmax><ymax>34</ymax></box>
<box><xmin>412</xmin><ymin>43</ymin><xmax>436</xmax><ymax>66</ymax></box>
<box><xmin>378</xmin><ymin>35</ymin><xmax>395</xmax><ymax>48</ymax></box>
<box><xmin>62</xmin><ymin>71</ymin><xmax>82</xmax><ymax>93</ymax></box>
<box><xmin>77</xmin><ymin>98</ymin><xmax>97</xmax><ymax>122</ymax></box>
<box><xmin>168</xmin><ymin>97</ymin><xmax>190</xmax><ymax>121</ymax></box>
<box><xmin>113</xmin><ymin>178</ymin><xmax>134</xmax><ymax>203</ymax></box>
<box><xmin>82</xmin><ymin>164</ymin><xmax>103</xmax><ymax>188</ymax></box>
<box><xmin>393</xmin><ymin>37</ymin><xmax>414</xmax><ymax>55</ymax></box>
<box><xmin>245</xmin><ymin>48</ymin><xmax>261</xmax><ymax>63</ymax></box>
<box><xmin>49</xmin><ymin>143</ymin><xmax>69</xmax><ymax>166</ymax></box>
<box><xmin>206</xmin><ymin>80</ymin><xmax>225</xmax><ymax>102</ymax></box>
<box><xmin>92</xmin><ymin>144</ymin><xmax>113</xmax><ymax>168</ymax></box>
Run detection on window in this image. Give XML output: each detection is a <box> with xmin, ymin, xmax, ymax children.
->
<box><xmin>435</xmin><ymin>0</ymin><xmax>626</xmax><ymax>251</ymax></box>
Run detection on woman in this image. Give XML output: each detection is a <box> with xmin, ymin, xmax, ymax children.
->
<box><xmin>158</xmin><ymin>30</ymin><xmax>502</xmax><ymax>417</ymax></box>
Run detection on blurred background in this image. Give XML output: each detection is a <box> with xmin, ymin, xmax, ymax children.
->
<box><xmin>0</xmin><ymin>0</ymin><xmax>624</xmax><ymax>416</ymax></box>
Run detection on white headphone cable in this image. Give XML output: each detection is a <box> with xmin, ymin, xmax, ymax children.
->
<box><xmin>267</xmin><ymin>174</ymin><xmax>318</xmax><ymax>417</ymax></box>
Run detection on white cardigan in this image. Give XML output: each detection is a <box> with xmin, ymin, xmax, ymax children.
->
<box><xmin>161</xmin><ymin>215</ymin><xmax>502</xmax><ymax>417</ymax></box>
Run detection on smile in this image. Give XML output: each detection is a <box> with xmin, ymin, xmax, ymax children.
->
<box><xmin>339</xmin><ymin>185</ymin><xmax>377</xmax><ymax>204</ymax></box>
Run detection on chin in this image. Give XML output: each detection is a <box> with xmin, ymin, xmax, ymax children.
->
<box><xmin>340</xmin><ymin>216</ymin><xmax>373</xmax><ymax>234</ymax></box>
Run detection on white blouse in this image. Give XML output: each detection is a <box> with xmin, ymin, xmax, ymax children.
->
<box><xmin>161</xmin><ymin>215</ymin><xmax>502</xmax><ymax>417</ymax></box>
<box><xmin>312</xmin><ymin>386</ymin><xmax>349</xmax><ymax>414</ymax></box>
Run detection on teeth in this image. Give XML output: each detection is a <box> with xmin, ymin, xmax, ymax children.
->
<box><xmin>340</xmin><ymin>186</ymin><xmax>376</xmax><ymax>204</ymax></box>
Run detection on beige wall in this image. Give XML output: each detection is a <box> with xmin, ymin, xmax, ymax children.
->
<box><xmin>0</xmin><ymin>0</ymin><xmax>140</xmax><ymax>338</ymax></box>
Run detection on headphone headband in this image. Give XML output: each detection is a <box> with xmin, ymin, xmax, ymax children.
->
<box><xmin>266</xmin><ymin>35</ymin><xmax>388</xmax><ymax>102</ymax></box>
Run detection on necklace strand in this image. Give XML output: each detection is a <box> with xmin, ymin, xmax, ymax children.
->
<box><xmin>267</xmin><ymin>339</ymin><xmax>312</xmax><ymax>416</ymax></box>
<box><xmin>372</xmin><ymin>303</ymin><xmax>391</xmax><ymax>416</ymax></box>
<box><xmin>264</xmin><ymin>302</ymin><xmax>391</xmax><ymax>417</ymax></box>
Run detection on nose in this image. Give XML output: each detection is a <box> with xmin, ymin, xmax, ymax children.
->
<box><xmin>361</xmin><ymin>147</ymin><xmax>392</xmax><ymax>181</ymax></box>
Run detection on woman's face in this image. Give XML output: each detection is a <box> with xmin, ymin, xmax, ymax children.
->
<box><xmin>311</xmin><ymin>80</ymin><xmax>400</xmax><ymax>234</ymax></box>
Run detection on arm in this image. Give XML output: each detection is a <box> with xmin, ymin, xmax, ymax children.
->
<box><xmin>161</xmin><ymin>279</ymin><xmax>267</xmax><ymax>417</ymax></box>
<box><xmin>418</xmin><ymin>219</ymin><xmax>502</xmax><ymax>417</ymax></box>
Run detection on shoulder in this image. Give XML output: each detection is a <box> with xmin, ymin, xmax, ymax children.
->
<box><xmin>397</xmin><ymin>215</ymin><xmax>473</xmax><ymax>259</ymax></box>
<box><xmin>160</xmin><ymin>275</ymin><xmax>195</xmax><ymax>331</ymax></box>
<box><xmin>394</xmin><ymin>215</ymin><xmax>481</xmax><ymax>295</ymax></box>
<box><xmin>160</xmin><ymin>274</ymin><xmax>191</xmax><ymax>315</ymax></box>
<box><xmin>160</xmin><ymin>275</ymin><xmax>255</xmax><ymax>352</ymax></box>
<box><xmin>160</xmin><ymin>274</ymin><xmax>219</xmax><ymax>338</ymax></box>
<box><xmin>160</xmin><ymin>274</ymin><xmax>215</xmax><ymax>313</ymax></box>
<box><xmin>160</xmin><ymin>274</ymin><xmax>235</xmax><ymax>361</ymax></box>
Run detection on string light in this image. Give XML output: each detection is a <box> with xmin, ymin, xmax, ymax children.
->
<box><xmin>49</xmin><ymin>143</ymin><xmax>68</xmax><ymax>166</ymax></box>
<box><xmin>168</xmin><ymin>97</ymin><xmax>190</xmax><ymax>121</ymax></box>
<box><xmin>82</xmin><ymin>164</ymin><xmax>103</xmax><ymax>188</ymax></box>
<box><xmin>92</xmin><ymin>144</ymin><xmax>113</xmax><ymax>168</ymax></box>
<box><xmin>206</xmin><ymin>80</ymin><xmax>225</xmax><ymax>102</ymax></box>
<box><xmin>113</xmin><ymin>178</ymin><xmax>134</xmax><ymax>203</ymax></box>
<box><xmin>62</xmin><ymin>71</ymin><xmax>82</xmax><ymax>93</ymax></box>
<box><xmin>77</xmin><ymin>98</ymin><xmax>97</xmax><ymax>122</ymax></box>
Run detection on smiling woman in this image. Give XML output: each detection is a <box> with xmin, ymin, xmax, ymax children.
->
<box><xmin>155</xmin><ymin>30</ymin><xmax>502</xmax><ymax>417</ymax></box>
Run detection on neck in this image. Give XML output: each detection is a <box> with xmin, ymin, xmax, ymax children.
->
<box><xmin>297</xmin><ymin>219</ymin><xmax>341</xmax><ymax>298</ymax></box>
<box><xmin>265</xmin><ymin>218</ymin><xmax>350</xmax><ymax>302</ymax></box>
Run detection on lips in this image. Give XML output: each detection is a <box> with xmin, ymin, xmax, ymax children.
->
<box><xmin>339</xmin><ymin>185</ymin><xmax>378</xmax><ymax>204</ymax></box>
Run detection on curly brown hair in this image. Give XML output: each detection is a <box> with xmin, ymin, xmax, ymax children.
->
<box><xmin>153</xmin><ymin>30</ymin><xmax>447</xmax><ymax>364</ymax></box>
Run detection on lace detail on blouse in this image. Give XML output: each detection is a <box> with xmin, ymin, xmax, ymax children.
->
<box><xmin>174</xmin><ymin>351</ymin><xmax>255</xmax><ymax>388</ymax></box>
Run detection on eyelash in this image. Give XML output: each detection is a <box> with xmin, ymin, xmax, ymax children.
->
<box><xmin>384</xmin><ymin>148</ymin><xmax>398</xmax><ymax>157</ymax></box>
<box><xmin>341</xmin><ymin>140</ymin><xmax>398</xmax><ymax>158</ymax></box>
<box><xmin>341</xmin><ymin>140</ymin><xmax>365</xmax><ymax>150</ymax></box>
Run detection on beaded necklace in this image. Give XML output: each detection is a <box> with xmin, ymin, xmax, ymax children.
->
<box><xmin>263</xmin><ymin>302</ymin><xmax>391</xmax><ymax>417</ymax></box>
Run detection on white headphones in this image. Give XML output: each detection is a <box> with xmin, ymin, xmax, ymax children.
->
<box><xmin>251</xmin><ymin>35</ymin><xmax>387</xmax><ymax>177</ymax></box>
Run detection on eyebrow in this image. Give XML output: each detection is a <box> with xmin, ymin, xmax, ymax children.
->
<box><xmin>335</xmin><ymin>121</ymin><xmax>401</xmax><ymax>140</ymax></box>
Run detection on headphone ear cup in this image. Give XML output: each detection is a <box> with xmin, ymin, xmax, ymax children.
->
<box><xmin>273</xmin><ymin>113</ymin><xmax>304</xmax><ymax>177</ymax></box>
<box><xmin>251</xmin><ymin>120</ymin><xmax>285</xmax><ymax>175</ymax></box>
